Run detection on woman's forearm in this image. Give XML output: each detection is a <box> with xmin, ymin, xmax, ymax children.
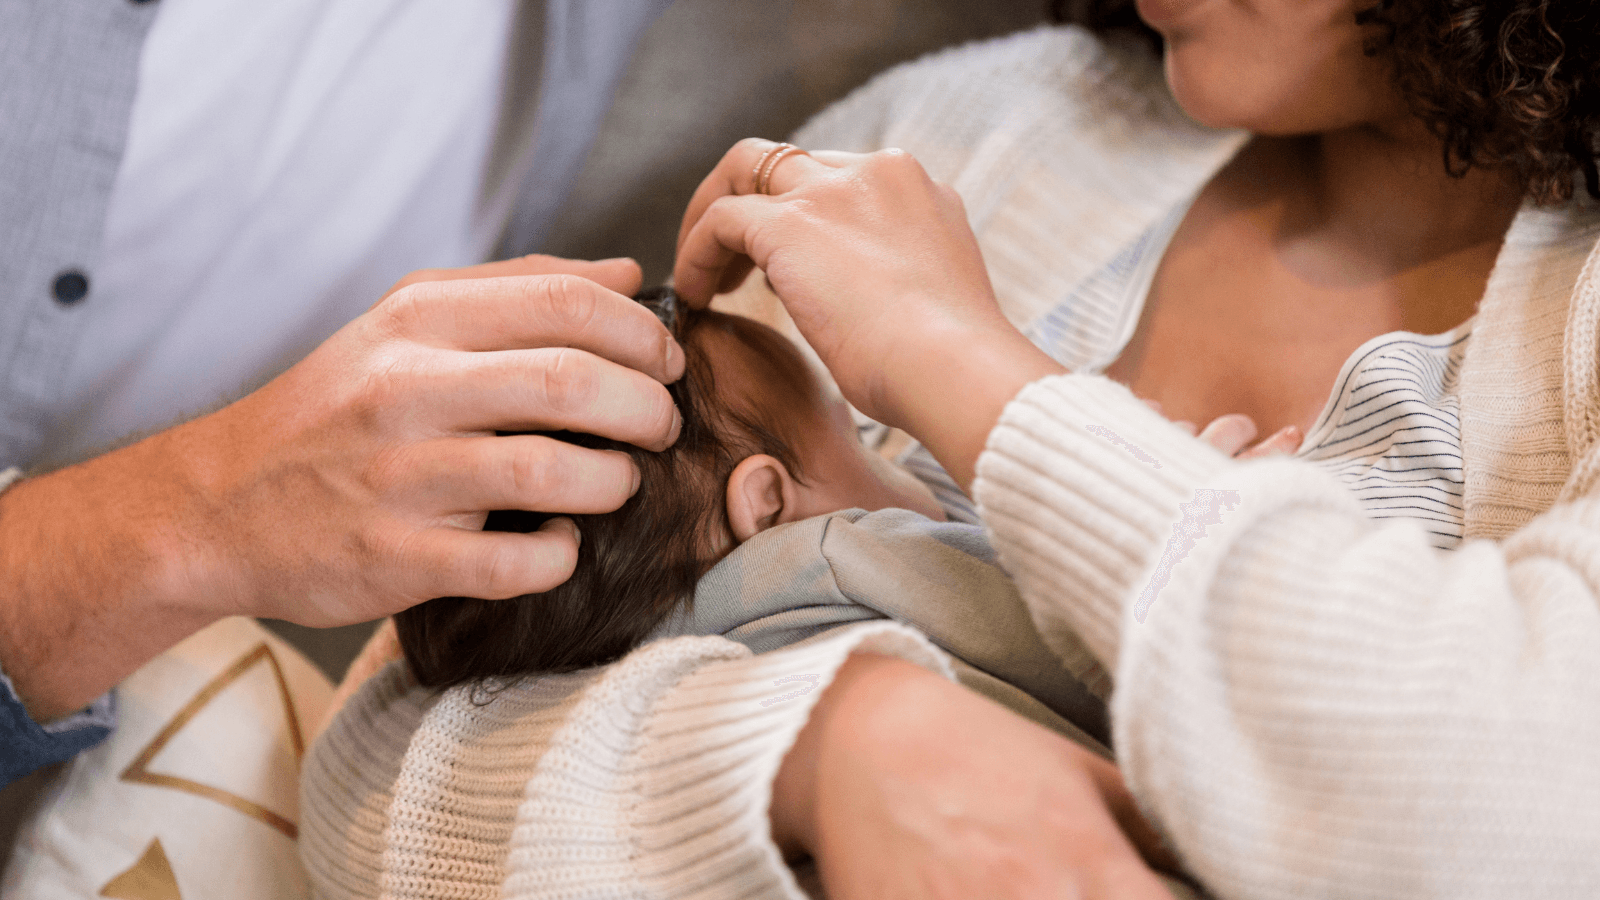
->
<box><xmin>973</xmin><ymin>374</ymin><xmax>1600</xmax><ymax>896</ymax></box>
<box><xmin>879</xmin><ymin>322</ymin><xmax>1066</xmax><ymax>491</ymax></box>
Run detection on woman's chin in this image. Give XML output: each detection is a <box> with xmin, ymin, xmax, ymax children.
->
<box><xmin>1164</xmin><ymin>55</ymin><xmax>1322</xmax><ymax>135</ymax></box>
<box><xmin>1163</xmin><ymin>56</ymin><xmax>1254</xmax><ymax>130</ymax></box>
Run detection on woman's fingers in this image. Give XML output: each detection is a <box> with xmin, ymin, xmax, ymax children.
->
<box><xmin>675</xmin><ymin>193</ymin><xmax>785</xmax><ymax>306</ymax></box>
<box><xmin>1238</xmin><ymin>425</ymin><xmax>1302</xmax><ymax>458</ymax></box>
<box><xmin>792</xmin><ymin>654</ymin><xmax>1177</xmax><ymax>900</ymax></box>
<box><xmin>1197</xmin><ymin>414</ymin><xmax>1258</xmax><ymax>455</ymax></box>
<box><xmin>806</xmin><ymin>149</ymin><xmax>859</xmax><ymax>168</ymax></box>
<box><xmin>673</xmin><ymin>139</ymin><xmax>868</xmax><ymax>304</ymax></box>
<box><xmin>675</xmin><ymin>138</ymin><xmax>838</xmax><ymax>255</ymax></box>
<box><xmin>1195</xmin><ymin>414</ymin><xmax>1302</xmax><ymax>459</ymax></box>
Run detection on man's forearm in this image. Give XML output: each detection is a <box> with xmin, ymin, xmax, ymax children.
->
<box><xmin>0</xmin><ymin>424</ymin><xmax>221</xmax><ymax>721</ymax></box>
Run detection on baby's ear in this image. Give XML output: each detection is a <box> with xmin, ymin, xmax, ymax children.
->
<box><xmin>725</xmin><ymin>455</ymin><xmax>802</xmax><ymax>544</ymax></box>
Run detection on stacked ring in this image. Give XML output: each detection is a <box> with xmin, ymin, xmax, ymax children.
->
<box><xmin>752</xmin><ymin>142</ymin><xmax>805</xmax><ymax>195</ymax></box>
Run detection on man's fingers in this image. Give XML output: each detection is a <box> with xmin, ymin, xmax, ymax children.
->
<box><xmin>382</xmin><ymin>254</ymin><xmax>643</xmax><ymax>303</ymax></box>
<box><xmin>412</xmin><ymin>520</ymin><xmax>582</xmax><ymax>600</ymax></box>
<box><xmin>555</xmin><ymin>256</ymin><xmax>644</xmax><ymax>297</ymax></box>
<box><xmin>427</xmin><ymin>347</ymin><xmax>681</xmax><ymax>451</ymax></box>
<box><xmin>380</xmin><ymin>273</ymin><xmax>684</xmax><ymax>383</ymax></box>
<box><xmin>406</xmin><ymin>435</ymin><xmax>640</xmax><ymax>515</ymax></box>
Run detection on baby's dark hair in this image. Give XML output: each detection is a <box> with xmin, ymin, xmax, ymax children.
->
<box><xmin>395</xmin><ymin>288</ymin><xmax>822</xmax><ymax>688</ymax></box>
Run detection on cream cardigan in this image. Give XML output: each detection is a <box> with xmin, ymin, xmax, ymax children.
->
<box><xmin>302</xmin><ymin>26</ymin><xmax>1600</xmax><ymax>899</ymax></box>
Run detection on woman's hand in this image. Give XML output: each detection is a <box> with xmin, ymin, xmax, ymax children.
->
<box><xmin>674</xmin><ymin>140</ymin><xmax>1064</xmax><ymax>487</ymax></box>
<box><xmin>772</xmin><ymin>654</ymin><xmax>1179</xmax><ymax>899</ymax></box>
<box><xmin>673</xmin><ymin>141</ymin><xmax>1000</xmax><ymax>405</ymax></box>
<box><xmin>1181</xmin><ymin>410</ymin><xmax>1303</xmax><ymax>459</ymax></box>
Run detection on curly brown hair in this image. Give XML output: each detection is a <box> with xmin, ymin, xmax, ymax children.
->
<box><xmin>1052</xmin><ymin>0</ymin><xmax>1600</xmax><ymax>203</ymax></box>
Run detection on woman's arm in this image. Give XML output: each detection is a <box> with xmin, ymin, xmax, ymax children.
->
<box><xmin>974</xmin><ymin>375</ymin><xmax>1600</xmax><ymax>897</ymax></box>
<box><xmin>674</xmin><ymin>141</ymin><xmax>1600</xmax><ymax>896</ymax></box>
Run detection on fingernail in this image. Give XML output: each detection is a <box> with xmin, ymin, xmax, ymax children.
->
<box><xmin>543</xmin><ymin>515</ymin><xmax>580</xmax><ymax>549</ymax></box>
<box><xmin>630</xmin><ymin>463</ymin><xmax>642</xmax><ymax>497</ymax></box>
<box><xmin>665</xmin><ymin>339</ymin><xmax>683</xmax><ymax>380</ymax></box>
<box><xmin>1217</xmin><ymin>414</ymin><xmax>1257</xmax><ymax>442</ymax></box>
<box><xmin>668</xmin><ymin>405</ymin><xmax>683</xmax><ymax>446</ymax></box>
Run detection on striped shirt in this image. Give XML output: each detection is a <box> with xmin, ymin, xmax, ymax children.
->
<box><xmin>909</xmin><ymin>204</ymin><xmax>1472</xmax><ymax>551</ymax></box>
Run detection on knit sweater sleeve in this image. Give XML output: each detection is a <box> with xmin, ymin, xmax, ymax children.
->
<box><xmin>501</xmin><ymin>622</ymin><xmax>952</xmax><ymax>898</ymax></box>
<box><xmin>973</xmin><ymin>373</ymin><xmax>1600</xmax><ymax>898</ymax></box>
<box><xmin>300</xmin><ymin>621</ymin><xmax>955</xmax><ymax>900</ymax></box>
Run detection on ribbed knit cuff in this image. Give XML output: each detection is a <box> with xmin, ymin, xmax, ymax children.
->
<box><xmin>299</xmin><ymin>661</ymin><xmax>433</xmax><ymax>900</ymax></box>
<box><xmin>504</xmin><ymin>623</ymin><xmax>952</xmax><ymax>899</ymax></box>
<box><xmin>972</xmin><ymin>374</ymin><xmax>1232</xmax><ymax>672</ymax></box>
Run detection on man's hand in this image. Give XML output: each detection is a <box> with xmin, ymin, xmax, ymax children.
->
<box><xmin>0</xmin><ymin>255</ymin><xmax>683</xmax><ymax>720</ymax></box>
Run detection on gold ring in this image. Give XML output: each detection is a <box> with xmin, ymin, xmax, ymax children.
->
<box><xmin>753</xmin><ymin>142</ymin><xmax>805</xmax><ymax>195</ymax></box>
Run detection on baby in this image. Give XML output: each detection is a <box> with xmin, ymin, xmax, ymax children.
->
<box><xmin>305</xmin><ymin>287</ymin><xmax>1115</xmax><ymax>900</ymax></box>
<box><xmin>392</xmin><ymin>288</ymin><xmax>1110</xmax><ymax>745</ymax></box>
<box><xmin>394</xmin><ymin>287</ymin><xmax>962</xmax><ymax>686</ymax></box>
<box><xmin>315</xmin><ymin>290</ymin><xmax>1269</xmax><ymax>900</ymax></box>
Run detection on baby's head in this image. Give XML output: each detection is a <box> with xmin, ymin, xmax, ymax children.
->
<box><xmin>395</xmin><ymin>287</ymin><xmax>940</xmax><ymax>687</ymax></box>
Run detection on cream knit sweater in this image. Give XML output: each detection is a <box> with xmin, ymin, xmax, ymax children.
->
<box><xmin>303</xmin><ymin>26</ymin><xmax>1600</xmax><ymax>899</ymax></box>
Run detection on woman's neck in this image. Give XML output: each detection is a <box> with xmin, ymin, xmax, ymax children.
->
<box><xmin>1281</xmin><ymin>121</ymin><xmax>1525</xmax><ymax>276</ymax></box>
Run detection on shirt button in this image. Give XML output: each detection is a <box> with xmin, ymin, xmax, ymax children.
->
<box><xmin>52</xmin><ymin>271</ymin><xmax>90</xmax><ymax>306</ymax></box>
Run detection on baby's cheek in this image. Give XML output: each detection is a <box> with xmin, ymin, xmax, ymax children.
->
<box><xmin>857</xmin><ymin>447</ymin><xmax>945</xmax><ymax>521</ymax></box>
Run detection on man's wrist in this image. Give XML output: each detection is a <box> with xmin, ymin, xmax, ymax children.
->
<box><xmin>0</xmin><ymin>430</ymin><xmax>225</xmax><ymax>720</ymax></box>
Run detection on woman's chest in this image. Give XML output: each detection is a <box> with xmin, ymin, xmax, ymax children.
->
<box><xmin>1103</xmin><ymin>273</ymin><xmax>1394</xmax><ymax>436</ymax></box>
<box><xmin>1101</xmin><ymin>212</ymin><xmax>1489</xmax><ymax>437</ymax></box>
